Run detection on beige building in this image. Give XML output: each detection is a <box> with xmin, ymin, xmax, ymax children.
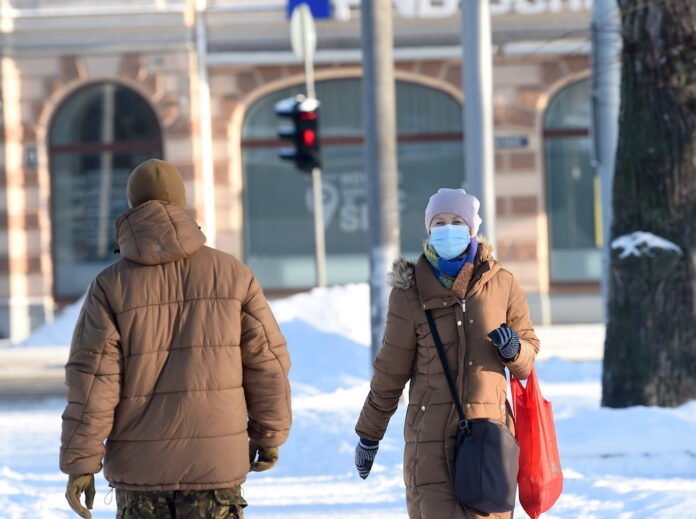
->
<box><xmin>0</xmin><ymin>0</ymin><xmax>600</xmax><ymax>341</ymax></box>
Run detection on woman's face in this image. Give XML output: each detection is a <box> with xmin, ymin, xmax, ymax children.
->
<box><xmin>429</xmin><ymin>212</ymin><xmax>467</xmax><ymax>234</ymax></box>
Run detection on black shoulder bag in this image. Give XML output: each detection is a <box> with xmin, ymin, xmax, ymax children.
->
<box><xmin>425</xmin><ymin>310</ymin><xmax>519</xmax><ymax>516</ymax></box>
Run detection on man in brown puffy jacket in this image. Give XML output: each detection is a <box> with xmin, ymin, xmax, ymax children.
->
<box><xmin>59</xmin><ymin>159</ymin><xmax>292</xmax><ymax>519</ymax></box>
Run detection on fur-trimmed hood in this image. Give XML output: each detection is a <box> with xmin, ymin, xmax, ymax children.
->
<box><xmin>387</xmin><ymin>236</ymin><xmax>495</xmax><ymax>289</ymax></box>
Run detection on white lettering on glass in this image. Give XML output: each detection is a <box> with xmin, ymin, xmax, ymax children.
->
<box><xmin>417</xmin><ymin>0</ymin><xmax>458</xmax><ymax>18</ymax></box>
<box><xmin>333</xmin><ymin>0</ymin><xmax>591</xmax><ymax>21</ymax></box>
<box><xmin>515</xmin><ymin>0</ymin><xmax>547</xmax><ymax>15</ymax></box>
<box><xmin>304</xmin><ymin>171</ymin><xmax>407</xmax><ymax>235</ymax></box>
<box><xmin>490</xmin><ymin>0</ymin><xmax>514</xmax><ymax>15</ymax></box>
<box><xmin>394</xmin><ymin>0</ymin><xmax>417</xmax><ymax>18</ymax></box>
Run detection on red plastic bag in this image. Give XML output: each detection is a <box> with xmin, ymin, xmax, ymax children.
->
<box><xmin>510</xmin><ymin>367</ymin><xmax>563</xmax><ymax>519</ymax></box>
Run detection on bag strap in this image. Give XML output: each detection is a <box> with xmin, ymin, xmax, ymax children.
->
<box><xmin>424</xmin><ymin>309</ymin><xmax>468</xmax><ymax>430</ymax></box>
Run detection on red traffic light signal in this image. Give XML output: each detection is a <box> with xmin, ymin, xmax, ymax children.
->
<box><xmin>302</xmin><ymin>129</ymin><xmax>316</xmax><ymax>147</ymax></box>
<box><xmin>275</xmin><ymin>95</ymin><xmax>321</xmax><ymax>173</ymax></box>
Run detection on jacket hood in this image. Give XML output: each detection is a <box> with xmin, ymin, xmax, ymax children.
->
<box><xmin>116</xmin><ymin>200</ymin><xmax>206</xmax><ymax>266</ymax></box>
<box><xmin>388</xmin><ymin>236</ymin><xmax>496</xmax><ymax>290</ymax></box>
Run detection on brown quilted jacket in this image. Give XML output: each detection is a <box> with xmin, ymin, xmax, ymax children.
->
<box><xmin>60</xmin><ymin>200</ymin><xmax>292</xmax><ymax>490</ymax></box>
<box><xmin>355</xmin><ymin>241</ymin><xmax>539</xmax><ymax>519</ymax></box>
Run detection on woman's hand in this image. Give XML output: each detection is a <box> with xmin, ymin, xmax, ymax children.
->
<box><xmin>355</xmin><ymin>438</ymin><xmax>379</xmax><ymax>479</ymax></box>
<box><xmin>487</xmin><ymin>323</ymin><xmax>521</xmax><ymax>361</ymax></box>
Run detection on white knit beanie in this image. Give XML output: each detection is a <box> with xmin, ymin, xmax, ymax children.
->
<box><xmin>424</xmin><ymin>188</ymin><xmax>482</xmax><ymax>236</ymax></box>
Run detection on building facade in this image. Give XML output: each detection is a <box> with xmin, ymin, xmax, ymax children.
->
<box><xmin>0</xmin><ymin>0</ymin><xmax>599</xmax><ymax>340</ymax></box>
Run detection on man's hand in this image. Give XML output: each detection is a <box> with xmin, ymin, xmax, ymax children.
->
<box><xmin>487</xmin><ymin>323</ymin><xmax>521</xmax><ymax>361</ymax></box>
<box><xmin>65</xmin><ymin>474</ymin><xmax>95</xmax><ymax>518</ymax></box>
<box><xmin>355</xmin><ymin>438</ymin><xmax>379</xmax><ymax>479</ymax></box>
<box><xmin>249</xmin><ymin>439</ymin><xmax>279</xmax><ymax>472</ymax></box>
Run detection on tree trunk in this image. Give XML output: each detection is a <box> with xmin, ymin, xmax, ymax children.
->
<box><xmin>602</xmin><ymin>0</ymin><xmax>696</xmax><ymax>407</ymax></box>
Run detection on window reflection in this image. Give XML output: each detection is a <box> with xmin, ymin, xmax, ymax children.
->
<box><xmin>49</xmin><ymin>82</ymin><xmax>162</xmax><ymax>299</ymax></box>
<box><xmin>242</xmin><ymin>79</ymin><xmax>465</xmax><ymax>288</ymax></box>
<box><xmin>544</xmin><ymin>79</ymin><xmax>600</xmax><ymax>282</ymax></box>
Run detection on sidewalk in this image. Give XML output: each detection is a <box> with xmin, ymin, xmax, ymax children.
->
<box><xmin>535</xmin><ymin>323</ymin><xmax>605</xmax><ymax>361</ymax></box>
<box><xmin>0</xmin><ymin>347</ymin><xmax>68</xmax><ymax>398</ymax></box>
<box><xmin>0</xmin><ymin>324</ymin><xmax>606</xmax><ymax>399</ymax></box>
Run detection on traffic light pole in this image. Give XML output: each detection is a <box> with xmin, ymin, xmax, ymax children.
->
<box><xmin>304</xmin><ymin>48</ymin><xmax>327</xmax><ymax>289</ymax></box>
<box><xmin>288</xmin><ymin>4</ymin><xmax>326</xmax><ymax>288</ymax></box>
<box><xmin>275</xmin><ymin>92</ymin><xmax>324</xmax><ymax>288</ymax></box>
<box><xmin>310</xmin><ymin>166</ymin><xmax>327</xmax><ymax>288</ymax></box>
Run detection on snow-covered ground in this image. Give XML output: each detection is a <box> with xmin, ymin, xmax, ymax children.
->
<box><xmin>1</xmin><ymin>284</ymin><xmax>695</xmax><ymax>519</ymax></box>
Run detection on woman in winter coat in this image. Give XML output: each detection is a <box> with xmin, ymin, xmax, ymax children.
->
<box><xmin>354</xmin><ymin>188</ymin><xmax>540</xmax><ymax>519</ymax></box>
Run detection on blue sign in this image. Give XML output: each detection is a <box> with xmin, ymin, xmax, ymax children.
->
<box><xmin>288</xmin><ymin>0</ymin><xmax>331</xmax><ymax>19</ymax></box>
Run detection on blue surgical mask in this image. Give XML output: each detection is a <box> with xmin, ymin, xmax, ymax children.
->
<box><xmin>429</xmin><ymin>224</ymin><xmax>471</xmax><ymax>260</ymax></box>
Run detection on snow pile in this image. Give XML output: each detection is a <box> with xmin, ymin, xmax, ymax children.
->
<box><xmin>611</xmin><ymin>231</ymin><xmax>682</xmax><ymax>259</ymax></box>
<box><xmin>14</xmin><ymin>284</ymin><xmax>371</xmax><ymax>349</ymax></box>
<box><xmin>18</xmin><ymin>296</ymin><xmax>84</xmax><ymax>348</ymax></box>
<box><xmin>271</xmin><ymin>284</ymin><xmax>370</xmax><ymax>347</ymax></box>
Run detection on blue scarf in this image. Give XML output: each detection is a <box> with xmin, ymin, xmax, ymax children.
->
<box><xmin>423</xmin><ymin>237</ymin><xmax>479</xmax><ymax>292</ymax></box>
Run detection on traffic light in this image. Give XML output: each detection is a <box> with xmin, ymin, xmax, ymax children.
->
<box><xmin>275</xmin><ymin>95</ymin><xmax>321</xmax><ymax>173</ymax></box>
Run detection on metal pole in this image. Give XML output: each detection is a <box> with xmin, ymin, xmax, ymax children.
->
<box><xmin>361</xmin><ymin>0</ymin><xmax>400</xmax><ymax>361</ymax></box>
<box><xmin>303</xmin><ymin>29</ymin><xmax>327</xmax><ymax>288</ymax></box>
<box><xmin>195</xmin><ymin>0</ymin><xmax>217</xmax><ymax>247</ymax></box>
<box><xmin>461</xmin><ymin>0</ymin><xmax>495</xmax><ymax>245</ymax></box>
<box><xmin>311</xmin><ymin>167</ymin><xmax>327</xmax><ymax>287</ymax></box>
<box><xmin>591</xmin><ymin>0</ymin><xmax>621</xmax><ymax>322</ymax></box>
<box><xmin>304</xmin><ymin>43</ymin><xmax>316</xmax><ymax>100</ymax></box>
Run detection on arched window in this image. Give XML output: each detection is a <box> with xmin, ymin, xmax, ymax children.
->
<box><xmin>49</xmin><ymin>82</ymin><xmax>163</xmax><ymax>299</ymax></box>
<box><xmin>543</xmin><ymin>79</ymin><xmax>600</xmax><ymax>283</ymax></box>
<box><xmin>242</xmin><ymin>78</ymin><xmax>464</xmax><ymax>288</ymax></box>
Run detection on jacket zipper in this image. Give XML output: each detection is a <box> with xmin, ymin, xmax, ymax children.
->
<box><xmin>461</xmin><ymin>300</ymin><xmax>468</xmax><ymax>408</ymax></box>
<box><xmin>446</xmin><ymin>297</ymin><xmax>468</xmax><ymax>479</ymax></box>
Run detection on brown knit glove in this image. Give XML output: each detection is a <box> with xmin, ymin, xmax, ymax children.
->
<box><xmin>248</xmin><ymin>439</ymin><xmax>279</xmax><ymax>472</ymax></box>
<box><xmin>65</xmin><ymin>474</ymin><xmax>95</xmax><ymax>518</ymax></box>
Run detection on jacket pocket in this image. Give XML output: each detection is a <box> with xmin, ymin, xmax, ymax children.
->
<box><xmin>412</xmin><ymin>388</ymin><xmax>434</xmax><ymax>435</ymax></box>
<box><xmin>213</xmin><ymin>488</ymin><xmax>247</xmax><ymax>505</ymax></box>
<box><xmin>212</xmin><ymin>488</ymin><xmax>248</xmax><ymax>519</ymax></box>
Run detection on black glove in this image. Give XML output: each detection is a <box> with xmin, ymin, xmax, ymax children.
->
<box><xmin>355</xmin><ymin>438</ymin><xmax>379</xmax><ymax>479</ymax></box>
<box><xmin>487</xmin><ymin>323</ymin><xmax>520</xmax><ymax>361</ymax></box>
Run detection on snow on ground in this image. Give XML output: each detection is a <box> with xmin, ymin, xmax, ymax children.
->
<box><xmin>1</xmin><ymin>285</ymin><xmax>695</xmax><ymax>518</ymax></box>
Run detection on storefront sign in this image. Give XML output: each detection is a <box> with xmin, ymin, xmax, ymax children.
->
<box><xmin>334</xmin><ymin>0</ymin><xmax>592</xmax><ymax>21</ymax></box>
<box><xmin>25</xmin><ymin>146</ymin><xmax>38</xmax><ymax>169</ymax></box>
<box><xmin>288</xmin><ymin>0</ymin><xmax>331</xmax><ymax>19</ymax></box>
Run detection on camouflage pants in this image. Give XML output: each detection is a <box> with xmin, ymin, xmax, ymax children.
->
<box><xmin>115</xmin><ymin>487</ymin><xmax>247</xmax><ymax>519</ymax></box>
